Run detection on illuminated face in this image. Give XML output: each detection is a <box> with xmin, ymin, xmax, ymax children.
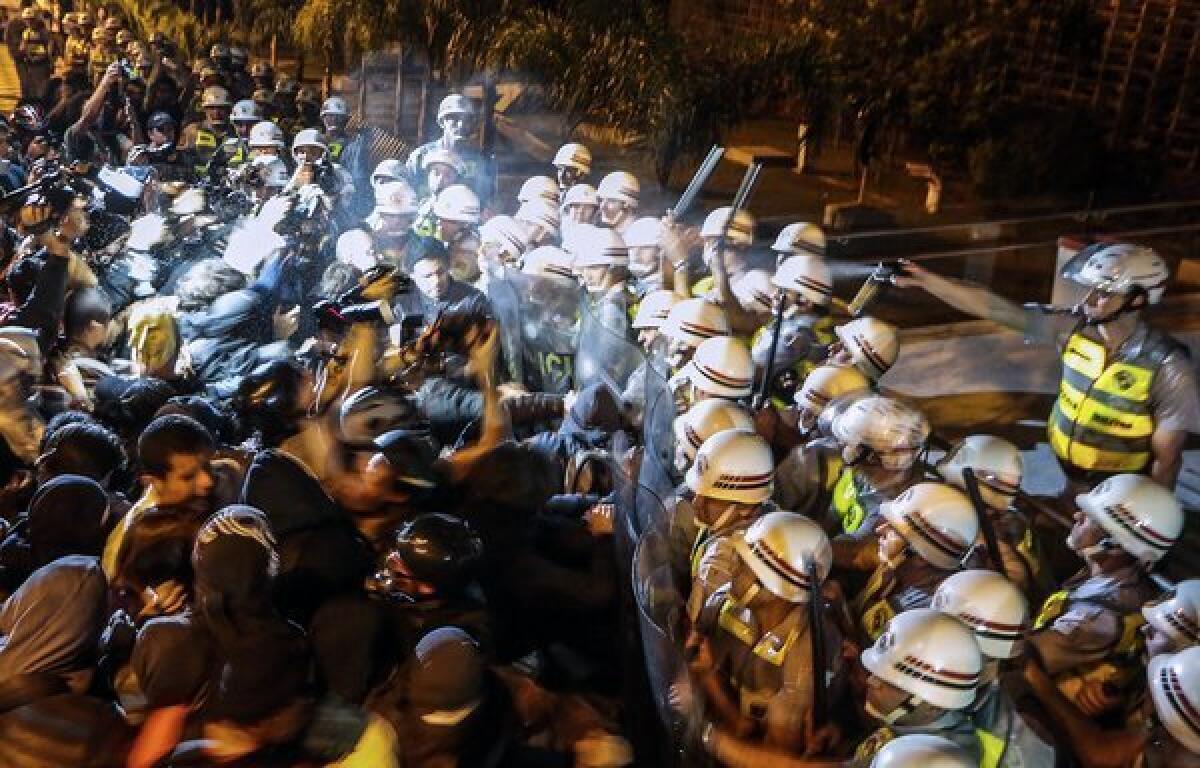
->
<box><xmin>149</xmin><ymin>125</ymin><xmax>175</xmax><ymax>146</ymax></box>
<box><xmin>1067</xmin><ymin>508</ymin><xmax>1107</xmax><ymax>555</ymax></box>
<box><xmin>581</xmin><ymin>265</ymin><xmax>610</xmax><ymax>293</ymax></box>
<box><xmin>1082</xmin><ymin>286</ymin><xmax>1134</xmax><ymax>323</ymax></box>
<box><xmin>233</xmin><ymin>120</ymin><xmax>254</xmax><ymax>139</ymax></box>
<box><xmin>322</xmin><ymin>114</ymin><xmax>348</xmax><ymax>134</ymax></box>
<box><xmin>412</xmin><ymin>258</ymin><xmax>449</xmax><ymax>301</ymax></box>
<box><xmin>448</xmin><ymin>248</ymin><xmax>480</xmax><ymax>284</ymax></box>
<box><xmin>564</xmin><ymin>203</ymin><xmax>596</xmax><ymax>224</ymax></box>
<box><xmin>295</xmin><ymin>145</ymin><xmax>324</xmax><ymax>164</ymax></box>
<box><xmin>556</xmin><ymin>165</ymin><xmax>583</xmax><ymax>190</ymax></box>
<box><xmin>426</xmin><ymin>163</ymin><xmax>458</xmax><ymax>196</ymax></box>
<box><xmin>599</xmin><ymin>199</ymin><xmax>628</xmax><ymax>227</ymax></box>
<box><xmin>129</xmin><ymin>311</ymin><xmax>178</xmax><ymax>376</ymax></box>
<box><xmin>439</xmin><ymin>114</ymin><xmax>470</xmax><ymax>144</ymax></box>
<box><xmin>437</xmin><ymin>218</ymin><xmax>469</xmax><ymax>243</ymax></box>
<box><xmin>61</xmin><ymin>198</ymin><xmax>90</xmax><ymax>239</ymax></box>
<box><xmin>204</xmin><ymin>106</ymin><xmax>230</xmax><ymax>126</ymax></box>
<box><xmin>629</xmin><ymin>245</ymin><xmax>658</xmax><ymax>278</ymax></box>
<box><xmin>252</xmin><ymin>146</ymin><xmax>279</xmax><ymax>158</ymax></box>
<box><xmin>148</xmin><ymin>451</ymin><xmax>214</xmax><ymax>513</ymax></box>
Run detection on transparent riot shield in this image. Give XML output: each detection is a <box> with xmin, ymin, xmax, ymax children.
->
<box><xmin>575</xmin><ymin>293</ymin><xmax>644</xmax><ymax>402</ymax></box>
<box><xmin>637</xmin><ymin>355</ymin><xmax>679</xmax><ymax>536</ymax></box>
<box><xmin>486</xmin><ymin>266</ymin><xmax>582</xmax><ymax>395</ymax></box>
<box><xmin>633</xmin><ymin>528</ymin><xmax>689</xmax><ymax>762</ymax></box>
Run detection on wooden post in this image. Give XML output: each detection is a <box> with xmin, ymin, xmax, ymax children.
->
<box><xmin>270</xmin><ymin>33</ymin><xmax>277</xmax><ymax>68</ymax></box>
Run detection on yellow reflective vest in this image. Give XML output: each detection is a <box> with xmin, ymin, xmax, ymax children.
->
<box><xmin>1048</xmin><ymin>329</ymin><xmax>1177</xmax><ymax>473</ymax></box>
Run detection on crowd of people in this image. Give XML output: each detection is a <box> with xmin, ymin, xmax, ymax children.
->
<box><xmin>1</xmin><ymin>4</ymin><xmax>1200</xmax><ymax>767</ymax></box>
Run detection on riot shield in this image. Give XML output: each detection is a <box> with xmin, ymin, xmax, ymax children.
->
<box><xmin>575</xmin><ymin>293</ymin><xmax>644</xmax><ymax>402</ymax></box>
<box><xmin>486</xmin><ymin>266</ymin><xmax>582</xmax><ymax>394</ymax></box>
<box><xmin>633</xmin><ymin>528</ymin><xmax>690</xmax><ymax>761</ymax></box>
<box><xmin>637</xmin><ymin>356</ymin><xmax>679</xmax><ymax>536</ymax></box>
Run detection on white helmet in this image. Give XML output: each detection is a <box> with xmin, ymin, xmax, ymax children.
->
<box><xmin>568</xmin><ymin>224</ymin><xmax>628</xmax><ymax>268</ymax></box>
<box><xmin>773</xmin><ymin>254</ymin><xmax>833</xmax><ymax>306</ymax></box>
<box><xmin>870</xmin><ymin>735</ymin><xmax>973</xmax><ymax>768</ymax></box>
<box><xmin>1075</xmin><ymin>474</ymin><xmax>1183</xmax><ymax>564</ymax></box>
<box><xmin>632</xmin><ymin>290</ymin><xmax>679</xmax><ymax>330</ymax></box>
<box><xmin>374</xmin><ymin>180</ymin><xmax>418</xmax><ymax>216</ymax></box>
<box><xmin>833</xmin><ymin>316</ymin><xmax>899</xmax><ymax>380</ymax></box>
<box><xmin>562</xmin><ymin>183</ymin><xmax>599</xmax><ymax>209</ymax></box>
<box><xmin>521</xmin><ymin>246</ymin><xmax>576</xmax><ymax>283</ymax></box>
<box><xmin>515</xmin><ymin>199</ymin><xmax>562</xmax><ymax>240</ymax></box>
<box><xmin>432</xmin><ymin>184</ymin><xmax>481</xmax><ymax>224</ymax></box>
<box><xmin>553</xmin><ymin>142</ymin><xmax>592</xmax><ymax>174</ymax></box>
<box><xmin>201</xmin><ymin>85</ymin><xmax>232</xmax><ymax>108</ymax></box>
<box><xmin>660</xmin><ymin>299</ymin><xmax>731</xmax><ymax>349</ymax></box>
<box><xmin>418</xmin><ymin>147</ymin><xmax>466</xmax><ymax>175</ymax></box>
<box><xmin>1148</xmin><ymin>646</ymin><xmax>1200</xmax><ymax>754</ymax></box>
<box><xmin>596</xmin><ymin>171</ymin><xmax>639</xmax><ymax>205</ymax></box>
<box><xmin>248</xmin><ymin>120</ymin><xmax>285</xmax><ymax>149</ymax></box>
<box><xmin>250</xmin><ymin>155</ymin><xmax>289</xmax><ymax>189</ymax></box>
<box><xmin>674</xmin><ymin>399</ymin><xmax>754</xmax><ymax>463</ymax></box>
<box><xmin>937</xmin><ymin>435</ymin><xmax>1023</xmax><ymax>511</ymax></box>
<box><xmin>518</xmin><ymin>175</ymin><xmax>560</xmax><ymax>205</ymax></box>
<box><xmin>880</xmin><ymin>483</ymin><xmax>979</xmax><ymax>570</ymax></box>
<box><xmin>291</xmin><ymin>127</ymin><xmax>326</xmax><ymax>156</ymax></box>
<box><xmin>1067</xmin><ymin>243</ymin><xmax>1170</xmax><ymax>304</ymax></box>
<box><xmin>932</xmin><ymin>569</ymin><xmax>1029</xmax><ymax>659</ymax></box>
<box><xmin>861</xmin><ymin>609</ymin><xmax>983</xmax><ymax>713</ymax></box>
<box><xmin>335</xmin><ymin>229</ymin><xmax>377</xmax><ymax>272</ymax></box>
<box><xmin>437</xmin><ymin>93</ymin><xmax>475</xmax><ymax>120</ymax></box>
<box><xmin>685</xmin><ymin>336</ymin><xmax>754</xmax><ymax>399</ymax></box>
<box><xmin>700</xmin><ymin>206</ymin><xmax>755</xmax><ymax>247</ymax></box>
<box><xmin>623</xmin><ymin>217</ymin><xmax>662</xmax><ymax>249</ymax></box>
<box><xmin>320</xmin><ymin>96</ymin><xmax>349</xmax><ymax>117</ymax></box>
<box><xmin>339</xmin><ymin>386</ymin><xmax>424</xmax><ymax>448</ymax></box>
<box><xmin>832</xmin><ymin>395</ymin><xmax>930</xmax><ymax>464</ymax></box>
<box><xmin>772</xmin><ymin>221</ymin><xmax>827</xmax><ymax>257</ymax></box>
<box><xmin>1144</xmin><ymin>580</ymin><xmax>1200</xmax><ymax>649</ymax></box>
<box><xmin>371</xmin><ymin>158</ymin><xmax>407</xmax><ymax>190</ymax></box>
<box><xmin>479</xmin><ymin>215</ymin><xmax>532</xmax><ymax>261</ymax></box>
<box><xmin>732</xmin><ymin>270</ymin><xmax>776</xmax><ymax>315</ymax></box>
<box><xmin>230</xmin><ymin>99</ymin><xmax>261</xmax><ymax>123</ymax></box>
<box><xmin>684</xmin><ymin>429</ymin><xmax>774</xmax><ymax>505</ymax></box>
<box><xmin>795</xmin><ymin>365</ymin><xmax>871</xmax><ymax>416</ymax></box>
<box><xmin>736</xmin><ymin>512</ymin><xmax>832</xmax><ymax>603</ymax></box>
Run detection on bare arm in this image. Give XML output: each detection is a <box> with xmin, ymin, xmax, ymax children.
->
<box><xmin>1149</xmin><ymin>426</ymin><xmax>1187</xmax><ymax>488</ymax></box>
<box><xmin>893</xmin><ymin>260</ymin><xmax>1029</xmax><ymax>332</ymax></box>
<box><xmin>70</xmin><ymin>64</ymin><xmax>119</xmax><ymax>135</ymax></box>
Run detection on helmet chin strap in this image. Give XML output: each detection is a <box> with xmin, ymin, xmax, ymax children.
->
<box><xmin>1079</xmin><ymin>537</ymin><xmax>1119</xmax><ymax>561</ymax></box>
<box><xmin>866</xmin><ymin>693</ymin><xmax>920</xmax><ymax>725</ymax></box>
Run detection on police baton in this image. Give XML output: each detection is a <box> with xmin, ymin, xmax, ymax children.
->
<box><xmin>962</xmin><ymin>467</ymin><xmax>1005</xmax><ymax>573</ymax></box>
<box><xmin>672</xmin><ymin>145</ymin><xmax>724</xmax><ymax>219</ymax></box>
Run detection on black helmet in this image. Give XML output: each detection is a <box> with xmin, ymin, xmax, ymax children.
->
<box><xmin>374</xmin><ymin>428</ymin><xmax>440</xmax><ymax>489</ymax></box>
<box><xmin>233</xmin><ymin>359</ymin><xmax>308</xmax><ymax>443</ymax></box>
<box><xmin>390</xmin><ymin>513</ymin><xmax>483</xmax><ymax>586</ymax></box>
<box><xmin>147</xmin><ymin>110</ymin><xmax>176</xmax><ymax>131</ymax></box>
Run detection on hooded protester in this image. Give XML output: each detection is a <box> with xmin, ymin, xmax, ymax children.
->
<box><xmin>0</xmin><ymin>555</ymin><xmax>132</xmax><ymax>768</ymax></box>
<box><xmin>526</xmin><ymin>381</ymin><xmax>626</xmax><ymax>494</ymax></box>
<box><xmin>0</xmin><ymin>474</ymin><xmax>110</xmax><ymax>596</ymax></box>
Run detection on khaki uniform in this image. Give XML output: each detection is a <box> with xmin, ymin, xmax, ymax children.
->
<box><xmin>698</xmin><ymin>582</ymin><xmax>842</xmax><ymax>737</ymax></box>
<box><xmin>1028</xmin><ymin>565</ymin><xmax>1157</xmax><ymax>708</ymax></box>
